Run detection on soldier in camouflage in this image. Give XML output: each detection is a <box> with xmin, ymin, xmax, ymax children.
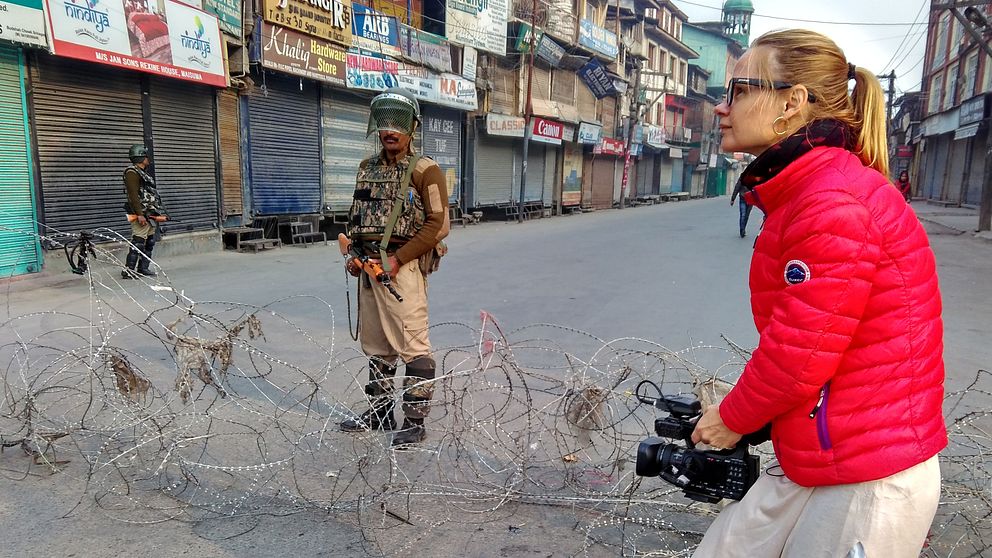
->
<box><xmin>122</xmin><ymin>145</ymin><xmax>168</xmax><ymax>279</ymax></box>
<box><xmin>340</xmin><ymin>87</ymin><xmax>450</xmax><ymax>447</ymax></box>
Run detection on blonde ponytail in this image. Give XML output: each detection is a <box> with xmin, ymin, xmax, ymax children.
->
<box><xmin>849</xmin><ymin>66</ymin><xmax>889</xmax><ymax>176</ymax></box>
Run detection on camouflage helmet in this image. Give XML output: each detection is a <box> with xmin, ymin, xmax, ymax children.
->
<box><xmin>367</xmin><ymin>87</ymin><xmax>420</xmax><ymax>137</ymax></box>
<box><xmin>128</xmin><ymin>144</ymin><xmax>150</xmax><ymax>164</ymax></box>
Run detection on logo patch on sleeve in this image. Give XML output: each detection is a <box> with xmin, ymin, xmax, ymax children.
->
<box><xmin>784</xmin><ymin>260</ymin><xmax>811</xmax><ymax>285</ymax></box>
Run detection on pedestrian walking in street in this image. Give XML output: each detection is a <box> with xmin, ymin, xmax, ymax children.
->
<box><xmin>691</xmin><ymin>29</ymin><xmax>946</xmax><ymax>558</ymax></box>
<box><xmin>729</xmin><ymin>178</ymin><xmax>753</xmax><ymax>237</ymax></box>
<box><xmin>896</xmin><ymin>170</ymin><xmax>912</xmax><ymax>202</ymax></box>
<box><xmin>121</xmin><ymin>144</ymin><xmax>168</xmax><ymax>279</ymax></box>
<box><xmin>339</xmin><ymin>87</ymin><xmax>449</xmax><ymax>448</ymax></box>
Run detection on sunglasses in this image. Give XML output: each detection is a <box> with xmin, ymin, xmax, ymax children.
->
<box><xmin>725</xmin><ymin>78</ymin><xmax>817</xmax><ymax>106</ymax></box>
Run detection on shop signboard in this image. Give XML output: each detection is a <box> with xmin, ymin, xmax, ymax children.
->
<box><xmin>578</xmin><ymin>18</ymin><xmax>617</xmax><ymax>58</ymax></box>
<box><xmin>1</xmin><ymin>0</ymin><xmax>48</xmax><ymax>47</ymax></box>
<box><xmin>345</xmin><ymin>49</ymin><xmax>400</xmax><ymax>90</ymax></box>
<box><xmin>257</xmin><ymin>22</ymin><xmax>346</xmax><ymax>85</ymax></box>
<box><xmin>397</xmin><ymin>23</ymin><xmax>451</xmax><ymax>73</ymax></box>
<box><xmin>645</xmin><ymin>124</ymin><xmax>665</xmax><ymax>148</ymax></box>
<box><xmin>45</xmin><ymin>0</ymin><xmax>227</xmax><ymax>86</ymax></box>
<box><xmin>437</xmin><ymin>72</ymin><xmax>476</xmax><ymax>110</ymax></box>
<box><xmin>201</xmin><ymin>0</ymin><xmax>238</xmax><ymax>37</ymax></box>
<box><xmin>578</xmin><ymin>57</ymin><xmax>616</xmax><ymax>99</ymax></box>
<box><xmin>487</xmin><ymin>112</ymin><xmax>525</xmax><ymax>137</ymax></box>
<box><xmin>594</xmin><ymin>136</ymin><xmax>624</xmax><ymax>155</ymax></box>
<box><xmin>577</xmin><ymin>121</ymin><xmax>602</xmax><ymax>144</ymax></box>
<box><xmin>536</xmin><ymin>33</ymin><xmax>564</xmax><ymax>66</ymax></box>
<box><xmin>959</xmin><ymin>94</ymin><xmax>987</xmax><ymax>126</ymax></box>
<box><xmin>531</xmin><ymin>117</ymin><xmax>562</xmax><ymax>145</ymax></box>
<box><xmin>351</xmin><ymin>2</ymin><xmax>399</xmax><ymax>56</ymax></box>
<box><xmin>445</xmin><ymin>0</ymin><xmax>507</xmax><ymax>55</ymax></box>
<box><xmin>260</xmin><ymin>0</ymin><xmax>351</xmax><ymax>47</ymax></box>
<box><xmin>461</xmin><ymin>45</ymin><xmax>476</xmax><ymax>80</ymax></box>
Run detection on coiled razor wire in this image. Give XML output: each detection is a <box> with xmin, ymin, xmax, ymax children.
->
<box><xmin>0</xmin><ymin>228</ymin><xmax>989</xmax><ymax>557</ymax></box>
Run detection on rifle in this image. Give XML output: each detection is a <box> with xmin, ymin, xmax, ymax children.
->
<box><xmin>337</xmin><ymin>233</ymin><xmax>403</xmax><ymax>302</ymax></box>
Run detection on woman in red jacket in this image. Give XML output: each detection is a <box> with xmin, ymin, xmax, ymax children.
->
<box><xmin>897</xmin><ymin>169</ymin><xmax>912</xmax><ymax>202</ymax></box>
<box><xmin>690</xmin><ymin>29</ymin><xmax>945</xmax><ymax>558</ymax></box>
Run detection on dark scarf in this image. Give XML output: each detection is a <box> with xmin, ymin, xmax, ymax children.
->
<box><xmin>739</xmin><ymin>119</ymin><xmax>856</xmax><ymax>191</ymax></box>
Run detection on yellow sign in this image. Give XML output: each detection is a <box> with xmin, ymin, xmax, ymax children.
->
<box><xmin>261</xmin><ymin>0</ymin><xmax>353</xmax><ymax>47</ymax></box>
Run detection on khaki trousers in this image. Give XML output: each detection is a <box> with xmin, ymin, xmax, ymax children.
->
<box><xmin>358</xmin><ymin>258</ymin><xmax>431</xmax><ymax>364</ymax></box>
<box><xmin>693</xmin><ymin>454</ymin><xmax>940</xmax><ymax>558</ymax></box>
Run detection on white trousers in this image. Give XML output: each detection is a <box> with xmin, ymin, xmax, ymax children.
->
<box><xmin>693</xmin><ymin>454</ymin><xmax>941</xmax><ymax>558</ymax></box>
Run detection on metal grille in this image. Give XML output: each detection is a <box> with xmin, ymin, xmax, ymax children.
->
<box><xmin>0</xmin><ymin>45</ymin><xmax>41</xmax><ymax>276</ymax></box>
<box><xmin>525</xmin><ymin>143</ymin><xmax>546</xmax><ymax>203</ymax></box>
<box><xmin>322</xmin><ymin>88</ymin><xmax>376</xmax><ymax>215</ymax></box>
<box><xmin>30</xmin><ymin>54</ymin><xmax>144</xmax><ymax>238</ymax></box>
<box><xmin>217</xmin><ymin>89</ymin><xmax>243</xmax><ymax>218</ymax></box>
<box><xmin>590</xmin><ymin>156</ymin><xmax>615</xmax><ymax>209</ymax></box>
<box><xmin>420</xmin><ymin>106</ymin><xmax>462</xmax><ymax>204</ymax></box>
<box><xmin>246</xmin><ymin>76</ymin><xmax>321</xmax><ymax>215</ymax></box>
<box><xmin>475</xmin><ymin>133</ymin><xmax>517</xmax><ymax>206</ymax></box>
<box><xmin>149</xmin><ymin>77</ymin><xmax>219</xmax><ymax>231</ymax></box>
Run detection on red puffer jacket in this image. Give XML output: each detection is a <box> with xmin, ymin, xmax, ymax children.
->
<box><xmin>725</xmin><ymin>147</ymin><xmax>946</xmax><ymax>487</ymax></box>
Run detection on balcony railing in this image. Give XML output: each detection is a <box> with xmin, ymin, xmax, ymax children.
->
<box><xmin>513</xmin><ymin>0</ymin><xmax>578</xmax><ymax>44</ymax></box>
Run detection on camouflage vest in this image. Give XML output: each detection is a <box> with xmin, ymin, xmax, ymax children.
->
<box><xmin>348</xmin><ymin>154</ymin><xmax>425</xmax><ymax>244</ymax></box>
<box><xmin>123</xmin><ymin>165</ymin><xmax>168</xmax><ymax>217</ymax></box>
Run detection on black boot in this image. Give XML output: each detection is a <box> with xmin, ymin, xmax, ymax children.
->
<box><xmin>121</xmin><ymin>237</ymin><xmax>143</xmax><ymax>279</ymax></box>
<box><xmin>341</xmin><ymin>359</ymin><xmax>398</xmax><ymax>432</ymax></box>
<box><xmin>340</xmin><ymin>400</ymin><xmax>397</xmax><ymax>432</ymax></box>
<box><xmin>391</xmin><ymin>356</ymin><xmax>435</xmax><ymax>448</ymax></box>
<box><xmin>137</xmin><ymin>237</ymin><xmax>157</xmax><ymax>277</ymax></box>
<box><xmin>391</xmin><ymin>417</ymin><xmax>425</xmax><ymax>447</ymax></box>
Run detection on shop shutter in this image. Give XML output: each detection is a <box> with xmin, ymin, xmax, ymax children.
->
<box><xmin>551</xmin><ymin>70</ymin><xmax>575</xmax><ymax>105</ymax></box>
<box><xmin>532</xmin><ymin>66</ymin><xmax>552</xmax><ymax>102</ymax></box>
<box><xmin>600</xmin><ymin>97</ymin><xmax>617</xmax><ymax>138</ymax></box>
<box><xmin>489</xmin><ymin>64</ymin><xmax>516</xmax><ymax>114</ymax></box>
<box><xmin>590</xmin><ymin>157</ymin><xmax>614</xmax><ymax>209</ymax></box>
<box><xmin>543</xmin><ymin>146</ymin><xmax>557</xmax><ymax>206</ymax></box>
<box><xmin>149</xmin><ymin>77</ymin><xmax>218</xmax><ymax>231</ymax></box>
<box><xmin>525</xmin><ymin>143</ymin><xmax>546</xmax><ymax>203</ymax></box>
<box><xmin>943</xmin><ymin>137</ymin><xmax>969</xmax><ymax>203</ymax></box>
<box><xmin>577</xmin><ymin>80</ymin><xmax>597</xmax><ymax>121</ymax></box>
<box><xmin>421</xmin><ymin>106</ymin><xmax>462</xmax><ymax>204</ymax></box>
<box><xmin>635</xmin><ymin>157</ymin><xmax>651</xmax><ymax>197</ymax></box>
<box><xmin>322</xmin><ymin>88</ymin><xmax>378</xmax><ymax>215</ymax></box>
<box><xmin>0</xmin><ymin>46</ymin><xmax>41</xmax><ymax>276</ymax></box>
<box><xmin>246</xmin><ymin>76</ymin><xmax>321</xmax><ymax>215</ymax></box>
<box><xmin>965</xmin><ymin>133</ymin><xmax>985</xmax><ymax>205</ymax></box>
<box><xmin>217</xmin><ymin>89</ymin><xmax>243</xmax><ymax>218</ymax></box>
<box><xmin>31</xmin><ymin>54</ymin><xmax>144</xmax><ymax>238</ymax></box>
<box><xmin>475</xmin><ymin>134</ymin><xmax>518</xmax><ymax>206</ymax></box>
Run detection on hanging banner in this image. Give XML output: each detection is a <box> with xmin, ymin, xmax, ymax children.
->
<box><xmin>345</xmin><ymin>50</ymin><xmax>400</xmax><ymax>90</ymax></box>
<box><xmin>487</xmin><ymin>113</ymin><xmax>525</xmax><ymax>137</ymax></box>
<box><xmin>578</xmin><ymin>18</ymin><xmax>617</xmax><ymax>58</ymax></box>
<box><xmin>536</xmin><ymin>33</ymin><xmax>564</xmax><ymax>66</ymax></box>
<box><xmin>45</xmin><ymin>0</ymin><xmax>227</xmax><ymax>86</ymax></box>
<box><xmin>397</xmin><ymin>23</ymin><xmax>451</xmax><ymax>73</ymax></box>
<box><xmin>578</xmin><ymin>58</ymin><xmax>617</xmax><ymax>99</ymax></box>
<box><xmin>351</xmin><ymin>2</ymin><xmax>399</xmax><ymax>56</ymax></box>
<box><xmin>256</xmin><ymin>22</ymin><xmax>346</xmax><ymax>85</ymax></box>
<box><xmin>1</xmin><ymin>0</ymin><xmax>48</xmax><ymax>47</ymax></box>
<box><xmin>201</xmin><ymin>0</ymin><xmax>238</xmax><ymax>36</ymax></box>
<box><xmin>531</xmin><ymin>117</ymin><xmax>562</xmax><ymax>145</ymax></box>
<box><xmin>445</xmin><ymin>0</ymin><xmax>507</xmax><ymax>56</ymax></box>
<box><xmin>397</xmin><ymin>61</ymin><xmax>436</xmax><ymax>100</ymax></box>
<box><xmin>260</xmin><ymin>0</ymin><xmax>351</xmax><ymax>47</ymax></box>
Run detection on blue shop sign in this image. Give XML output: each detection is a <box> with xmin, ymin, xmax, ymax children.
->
<box><xmin>578</xmin><ymin>58</ymin><xmax>617</xmax><ymax>99</ymax></box>
<box><xmin>579</xmin><ymin>19</ymin><xmax>618</xmax><ymax>59</ymax></box>
<box><xmin>352</xmin><ymin>3</ymin><xmax>400</xmax><ymax>56</ymax></box>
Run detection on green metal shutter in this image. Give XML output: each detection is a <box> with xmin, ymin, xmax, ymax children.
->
<box><xmin>148</xmin><ymin>77</ymin><xmax>219</xmax><ymax>231</ymax></box>
<box><xmin>0</xmin><ymin>45</ymin><xmax>42</xmax><ymax>276</ymax></box>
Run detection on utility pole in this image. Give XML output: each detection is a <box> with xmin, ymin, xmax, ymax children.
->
<box><xmin>516</xmin><ymin>0</ymin><xmax>538</xmax><ymax>223</ymax></box>
<box><xmin>620</xmin><ymin>61</ymin><xmax>643</xmax><ymax>208</ymax></box>
<box><xmin>885</xmin><ymin>71</ymin><xmax>895</xmax><ymax>138</ymax></box>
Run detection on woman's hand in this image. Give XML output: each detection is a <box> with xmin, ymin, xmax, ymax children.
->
<box><xmin>691</xmin><ymin>406</ymin><xmax>744</xmax><ymax>449</ymax></box>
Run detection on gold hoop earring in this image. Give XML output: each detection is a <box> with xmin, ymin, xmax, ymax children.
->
<box><xmin>772</xmin><ymin>116</ymin><xmax>789</xmax><ymax>136</ymax></box>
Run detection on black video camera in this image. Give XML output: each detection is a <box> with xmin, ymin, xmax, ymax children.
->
<box><xmin>635</xmin><ymin>392</ymin><xmax>764</xmax><ymax>504</ymax></box>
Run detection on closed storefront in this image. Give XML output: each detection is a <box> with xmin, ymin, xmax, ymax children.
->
<box><xmin>245</xmin><ymin>76</ymin><xmax>321</xmax><ymax>216</ymax></box>
<box><xmin>923</xmin><ymin>137</ymin><xmax>950</xmax><ymax>200</ymax></box>
<box><xmin>561</xmin><ymin>144</ymin><xmax>583</xmax><ymax>207</ymax></box>
<box><xmin>148</xmin><ymin>77</ymin><xmax>219</xmax><ymax>231</ymax></box>
<box><xmin>322</xmin><ymin>88</ymin><xmax>375</xmax><ymax>217</ymax></box>
<box><xmin>527</xmin><ymin>144</ymin><xmax>547</xmax><ymax>204</ymax></box>
<box><xmin>542</xmin><ymin>146</ymin><xmax>558</xmax><ymax>208</ymax></box>
<box><xmin>420</xmin><ymin>106</ymin><xmax>463</xmax><ymax>205</ymax></box>
<box><xmin>635</xmin><ymin>156</ymin><xmax>652</xmax><ymax>197</ymax></box>
<box><xmin>0</xmin><ymin>45</ymin><xmax>42</xmax><ymax>276</ymax></box>
<box><xmin>30</xmin><ymin>54</ymin><xmax>145</xmax><ymax>237</ymax></box>
<box><xmin>590</xmin><ymin>157</ymin><xmax>615</xmax><ymax>209</ymax></box>
<box><xmin>476</xmin><ymin>133</ymin><xmax>518</xmax><ymax>206</ymax></box>
<box><xmin>965</xmin><ymin>131</ymin><xmax>986</xmax><ymax>206</ymax></box>
<box><xmin>218</xmin><ymin>89</ymin><xmax>244</xmax><ymax>221</ymax></box>
<box><xmin>943</xmin><ymin>137</ymin><xmax>969</xmax><ymax>204</ymax></box>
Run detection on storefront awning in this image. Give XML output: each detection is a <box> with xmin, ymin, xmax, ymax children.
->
<box><xmin>954</xmin><ymin>123</ymin><xmax>981</xmax><ymax>140</ymax></box>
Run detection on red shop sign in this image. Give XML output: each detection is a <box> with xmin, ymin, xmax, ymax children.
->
<box><xmin>595</xmin><ymin>137</ymin><xmax>625</xmax><ymax>156</ymax></box>
<box><xmin>531</xmin><ymin>117</ymin><xmax>563</xmax><ymax>145</ymax></box>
